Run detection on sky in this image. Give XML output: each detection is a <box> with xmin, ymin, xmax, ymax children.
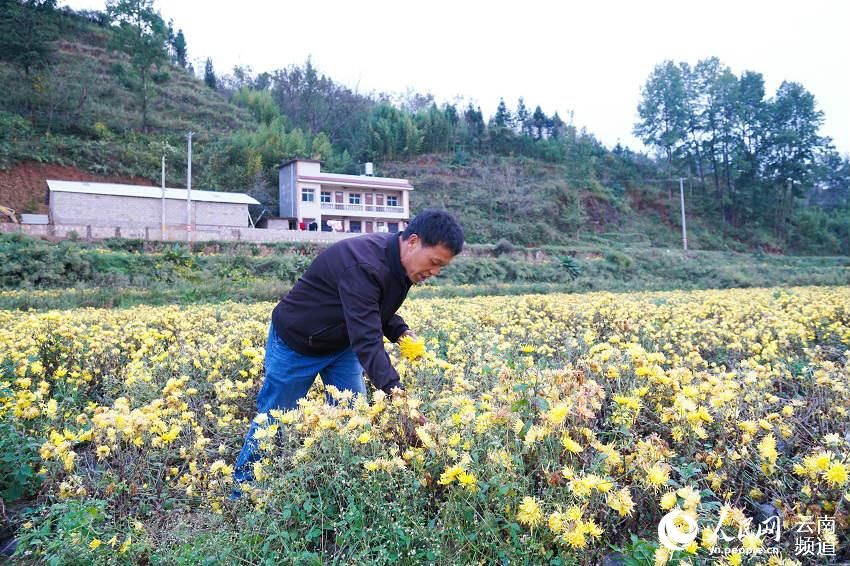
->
<box><xmin>61</xmin><ymin>0</ymin><xmax>850</xmax><ymax>156</ymax></box>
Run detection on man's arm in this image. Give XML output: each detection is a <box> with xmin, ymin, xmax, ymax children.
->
<box><xmin>338</xmin><ymin>265</ymin><xmax>404</xmax><ymax>394</ymax></box>
<box><xmin>383</xmin><ymin>314</ymin><xmax>410</xmax><ymax>343</ymax></box>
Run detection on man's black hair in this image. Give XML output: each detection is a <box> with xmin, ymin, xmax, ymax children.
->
<box><xmin>401</xmin><ymin>209</ymin><xmax>464</xmax><ymax>255</ymax></box>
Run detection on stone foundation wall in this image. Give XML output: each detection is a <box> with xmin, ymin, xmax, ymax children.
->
<box><xmin>0</xmin><ymin>223</ymin><xmax>358</xmax><ymax>243</ymax></box>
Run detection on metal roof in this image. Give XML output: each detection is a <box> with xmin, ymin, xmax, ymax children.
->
<box><xmin>47</xmin><ymin>180</ymin><xmax>260</xmax><ymax>205</ymax></box>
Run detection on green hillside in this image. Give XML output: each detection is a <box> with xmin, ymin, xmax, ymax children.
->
<box><xmin>0</xmin><ymin>2</ymin><xmax>253</xmax><ymax>186</ymax></box>
<box><xmin>1</xmin><ymin>1</ymin><xmax>848</xmax><ymax>254</ymax></box>
<box><xmin>383</xmin><ymin>154</ymin><xmax>706</xmax><ymax>249</ymax></box>
<box><xmin>0</xmin><ymin>26</ymin><xmax>252</xmax><ymax>137</ymax></box>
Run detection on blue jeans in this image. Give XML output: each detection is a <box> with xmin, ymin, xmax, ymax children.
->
<box><xmin>233</xmin><ymin>322</ymin><xmax>365</xmax><ymax>483</ymax></box>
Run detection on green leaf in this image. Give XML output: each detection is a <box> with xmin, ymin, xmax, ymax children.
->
<box><xmin>305</xmin><ymin>526</ymin><xmax>321</xmax><ymax>542</ymax></box>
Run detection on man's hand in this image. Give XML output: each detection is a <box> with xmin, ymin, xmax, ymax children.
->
<box><xmin>400</xmin><ymin>329</ymin><xmax>418</xmax><ymax>342</ymax></box>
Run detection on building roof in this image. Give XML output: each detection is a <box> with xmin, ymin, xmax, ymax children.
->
<box><xmin>279</xmin><ymin>159</ymin><xmax>414</xmax><ymax>190</ymax></box>
<box><xmin>297</xmin><ymin>173</ymin><xmax>413</xmax><ymax>191</ymax></box>
<box><xmin>47</xmin><ymin>180</ymin><xmax>260</xmax><ymax>205</ymax></box>
<box><xmin>279</xmin><ymin>158</ymin><xmax>323</xmax><ymax>168</ymax></box>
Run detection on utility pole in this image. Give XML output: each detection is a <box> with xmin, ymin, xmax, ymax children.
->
<box><xmin>186</xmin><ymin>132</ymin><xmax>193</xmax><ymax>242</ymax></box>
<box><xmin>784</xmin><ymin>178</ymin><xmax>794</xmax><ymax>245</ymax></box>
<box><xmin>679</xmin><ymin>177</ymin><xmax>688</xmax><ymax>252</ymax></box>
<box><xmin>161</xmin><ymin>152</ymin><xmax>166</xmax><ymax>240</ymax></box>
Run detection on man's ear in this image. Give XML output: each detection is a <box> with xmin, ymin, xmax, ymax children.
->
<box><xmin>405</xmin><ymin>233</ymin><xmax>419</xmax><ymax>247</ymax></box>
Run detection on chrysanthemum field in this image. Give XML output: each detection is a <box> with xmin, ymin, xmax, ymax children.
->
<box><xmin>2</xmin><ymin>286</ymin><xmax>848</xmax><ymax>564</ymax></box>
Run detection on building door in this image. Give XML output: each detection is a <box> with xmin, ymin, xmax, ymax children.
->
<box><xmin>335</xmin><ymin>192</ymin><xmax>343</xmax><ymax>207</ymax></box>
<box><xmin>365</xmin><ymin>193</ymin><xmax>373</xmax><ymax>206</ymax></box>
<box><xmin>375</xmin><ymin>194</ymin><xmax>384</xmax><ymax>206</ymax></box>
<box><xmin>388</xmin><ymin>222</ymin><xmax>399</xmax><ymax>233</ymax></box>
<box><xmin>365</xmin><ymin>221</ymin><xmax>373</xmax><ymax>233</ymax></box>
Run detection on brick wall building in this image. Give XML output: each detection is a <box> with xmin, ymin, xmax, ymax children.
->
<box><xmin>47</xmin><ymin>180</ymin><xmax>259</xmax><ymax>229</ymax></box>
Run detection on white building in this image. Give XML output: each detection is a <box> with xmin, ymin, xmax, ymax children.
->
<box><xmin>276</xmin><ymin>160</ymin><xmax>412</xmax><ymax>233</ymax></box>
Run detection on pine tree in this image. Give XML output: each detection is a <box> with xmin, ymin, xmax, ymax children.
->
<box><xmin>463</xmin><ymin>103</ymin><xmax>485</xmax><ymax>150</ymax></box>
<box><xmin>532</xmin><ymin>106</ymin><xmax>547</xmax><ymax>139</ymax></box>
<box><xmin>493</xmin><ymin>98</ymin><xmax>512</xmax><ymax>128</ymax></box>
<box><xmin>204</xmin><ymin>57</ymin><xmax>217</xmax><ymax>90</ymax></box>
<box><xmin>515</xmin><ymin>97</ymin><xmax>531</xmax><ymax>136</ymax></box>
<box><xmin>548</xmin><ymin>112</ymin><xmax>565</xmax><ymax>139</ymax></box>
<box><xmin>490</xmin><ymin>98</ymin><xmax>515</xmax><ymax>153</ymax></box>
<box><xmin>171</xmin><ymin>28</ymin><xmax>187</xmax><ymax>69</ymax></box>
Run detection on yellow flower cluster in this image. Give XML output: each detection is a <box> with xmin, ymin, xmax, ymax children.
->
<box><xmin>546</xmin><ymin>505</ymin><xmax>604</xmax><ymax>548</ymax></box>
<box><xmin>1</xmin><ymin>286</ymin><xmax>849</xmax><ymax>561</ymax></box>
<box><xmin>398</xmin><ymin>334</ymin><xmax>426</xmax><ymax>361</ymax></box>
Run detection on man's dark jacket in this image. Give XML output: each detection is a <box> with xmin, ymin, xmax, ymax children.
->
<box><xmin>272</xmin><ymin>232</ymin><xmax>412</xmax><ymax>394</ymax></box>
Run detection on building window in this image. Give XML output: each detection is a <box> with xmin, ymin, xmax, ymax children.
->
<box><xmin>349</xmin><ymin>193</ymin><xmax>361</xmax><ymax>205</ymax></box>
<box><xmin>302</xmin><ymin>188</ymin><xmax>315</xmax><ymax>202</ymax></box>
<box><xmin>320</xmin><ymin>191</ymin><xmax>331</xmax><ymax>203</ymax></box>
<box><xmin>387</xmin><ymin>195</ymin><xmax>398</xmax><ymax>207</ymax></box>
<box><xmin>350</xmin><ymin>220</ymin><xmax>362</xmax><ymax>233</ymax></box>
<box><xmin>388</xmin><ymin>222</ymin><xmax>399</xmax><ymax>233</ymax></box>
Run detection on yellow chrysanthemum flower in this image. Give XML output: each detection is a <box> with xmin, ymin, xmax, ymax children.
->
<box><xmin>607</xmin><ymin>487</ymin><xmax>634</xmax><ymax>517</ymax></box>
<box><xmin>561</xmin><ymin>528</ymin><xmax>586</xmax><ymax>548</ymax></box>
<box><xmin>457</xmin><ymin>471</ymin><xmax>478</xmax><ymax>492</ymax></box>
<box><xmin>758</xmin><ymin>433</ymin><xmax>778</xmax><ymax>464</ymax></box>
<box><xmin>645</xmin><ymin>463</ymin><xmax>670</xmax><ymax>490</ymax></box>
<box><xmin>825</xmin><ymin>462</ymin><xmax>848</xmax><ymax>487</ymax></box>
<box><xmin>438</xmin><ymin>465</ymin><xmax>464</xmax><ymax>486</ymax></box>
<box><xmin>548</xmin><ymin>511</ymin><xmax>565</xmax><ymax>534</ymax></box>
<box><xmin>561</xmin><ymin>432</ymin><xmax>583</xmax><ymax>453</ymax></box>
<box><xmin>398</xmin><ymin>336</ymin><xmax>426</xmax><ymax>361</ymax></box>
<box><xmin>546</xmin><ymin>402</ymin><xmax>571</xmax><ymax>426</ymax></box>
<box><xmin>516</xmin><ymin>496</ymin><xmax>543</xmax><ymax>527</ymax></box>
<box><xmin>660</xmin><ymin>491</ymin><xmax>678</xmax><ymax>510</ymax></box>
<box><xmin>741</xmin><ymin>532</ymin><xmax>762</xmax><ymax>552</ymax></box>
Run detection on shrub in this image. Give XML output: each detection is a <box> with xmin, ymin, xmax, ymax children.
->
<box><xmin>604</xmin><ymin>250</ymin><xmax>633</xmax><ymax>270</ymax></box>
<box><xmin>557</xmin><ymin>255</ymin><xmax>583</xmax><ymax>280</ymax></box>
<box><xmin>91</xmin><ymin>122</ymin><xmax>112</xmax><ymax>140</ymax></box>
<box><xmin>0</xmin><ymin>382</ymin><xmax>41</xmax><ymax>501</ymax></box>
<box><xmin>493</xmin><ymin>238</ymin><xmax>515</xmax><ymax>257</ymax></box>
